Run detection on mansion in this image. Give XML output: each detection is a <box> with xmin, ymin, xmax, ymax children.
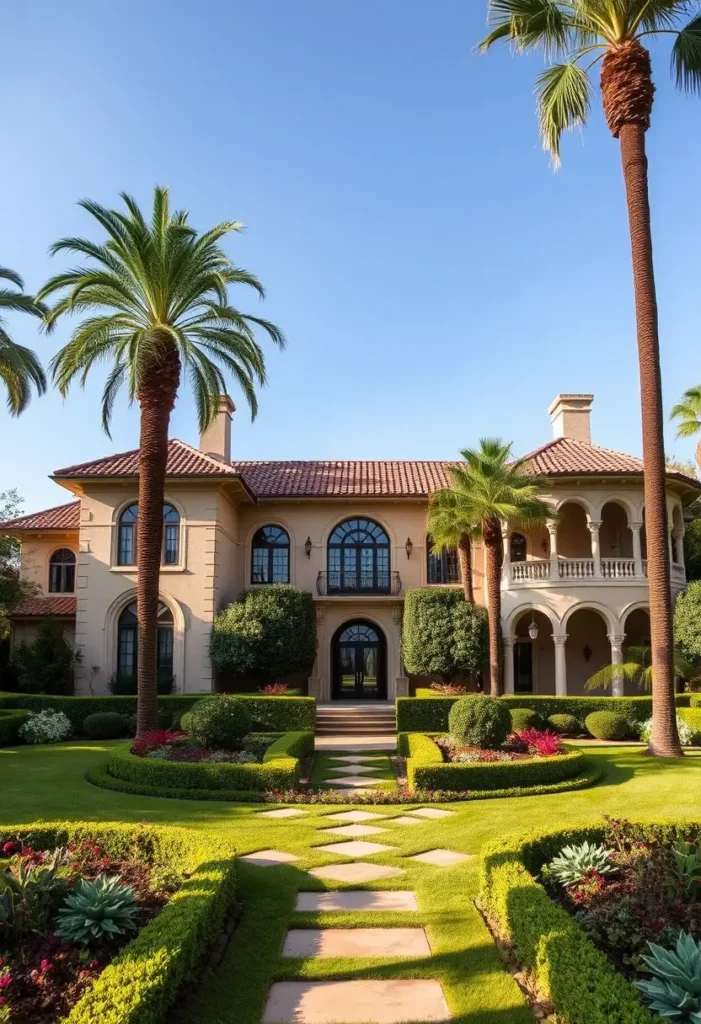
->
<box><xmin>2</xmin><ymin>393</ymin><xmax>698</xmax><ymax>701</ymax></box>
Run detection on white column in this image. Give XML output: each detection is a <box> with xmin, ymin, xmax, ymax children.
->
<box><xmin>673</xmin><ymin>530</ymin><xmax>684</xmax><ymax>565</ymax></box>
<box><xmin>668</xmin><ymin>531</ymin><xmax>675</xmax><ymax>566</ymax></box>
<box><xmin>503</xmin><ymin>635</ymin><xmax>516</xmax><ymax>694</ymax></box>
<box><xmin>548</xmin><ymin>524</ymin><xmax>559</xmax><ymax>580</ymax></box>
<box><xmin>552</xmin><ymin>633</ymin><xmax>568</xmax><ymax>696</ymax></box>
<box><xmin>607</xmin><ymin>633</ymin><xmax>626</xmax><ymax>697</ymax></box>
<box><xmin>630</xmin><ymin>522</ymin><xmax>643</xmax><ymax>576</ymax></box>
<box><xmin>588</xmin><ymin>519</ymin><xmax>602</xmax><ymax>577</ymax></box>
<box><xmin>501</xmin><ymin>524</ymin><xmax>511</xmax><ymax>583</ymax></box>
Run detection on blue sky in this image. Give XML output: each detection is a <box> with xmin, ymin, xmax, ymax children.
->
<box><xmin>3</xmin><ymin>0</ymin><xmax>701</xmax><ymax>513</ymax></box>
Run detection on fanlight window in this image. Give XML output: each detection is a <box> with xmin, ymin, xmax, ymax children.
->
<box><xmin>251</xmin><ymin>525</ymin><xmax>290</xmax><ymax>584</ymax></box>
<box><xmin>49</xmin><ymin>548</ymin><xmax>76</xmax><ymax>593</ymax></box>
<box><xmin>426</xmin><ymin>534</ymin><xmax>459</xmax><ymax>585</ymax></box>
<box><xmin>117</xmin><ymin>504</ymin><xmax>180</xmax><ymax>566</ymax></box>
<box><xmin>339</xmin><ymin>624</ymin><xmax>379</xmax><ymax>643</ymax></box>
<box><xmin>510</xmin><ymin>533</ymin><xmax>527</xmax><ymax>563</ymax></box>
<box><xmin>117</xmin><ymin>601</ymin><xmax>174</xmax><ymax>679</ymax></box>
<box><xmin>327</xmin><ymin>518</ymin><xmax>390</xmax><ymax>593</ymax></box>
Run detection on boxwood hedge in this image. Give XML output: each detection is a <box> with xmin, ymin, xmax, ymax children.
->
<box><xmin>0</xmin><ymin>708</ymin><xmax>28</xmax><ymax>745</ymax></box>
<box><xmin>678</xmin><ymin>706</ymin><xmax>701</xmax><ymax>742</ymax></box>
<box><xmin>479</xmin><ymin>819</ymin><xmax>701</xmax><ymax>1024</ymax></box>
<box><xmin>0</xmin><ymin>820</ymin><xmax>237</xmax><ymax>1024</ymax></box>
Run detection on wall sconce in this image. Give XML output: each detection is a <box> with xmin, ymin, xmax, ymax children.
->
<box><xmin>528</xmin><ymin>614</ymin><xmax>539</xmax><ymax>640</ymax></box>
<box><xmin>583</xmin><ymin>644</ymin><xmax>593</xmax><ymax>663</ymax></box>
<box><xmin>405</xmin><ymin>537</ymin><xmax>413</xmax><ymax>560</ymax></box>
<box><xmin>304</xmin><ymin>537</ymin><xmax>312</xmax><ymax>559</ymax></box>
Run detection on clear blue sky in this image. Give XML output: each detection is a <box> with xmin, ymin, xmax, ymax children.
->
<box><xmin>3</xmin><ymin>0</ymin><xmax>701</xmax><ymax>513</ymax></box>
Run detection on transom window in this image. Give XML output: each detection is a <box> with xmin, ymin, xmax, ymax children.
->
<box><xmin>251</xmin><ymin>525</ymin><xmax>290</xmax><ymax>584</ymax></box>
<box><xmin>49</xmin><ymin>548</ymin><xmax>76</xmax><ymax>593</ymax></box>
<box><xmin>426</xmin><ymin>534</ymin><xmax>459</xmax><ymax>585</ymax></box>
<box><xmin>339</xmin><ymin>623</ymin><xmax>379</xmax><ymax>643</ymax></box>
<box><xmin>117</xmin><ymin>503</ymin><xmax>180</xmax><ymax>566</ymax></box>
<box><xmin>327</xmin><ymin>518</ymin><xmax>390</xmax><ymax>593</ymax></box>
<box><xmin>117</xmin><ymin>601</ymin><xmax>174</xmax><ymax>680</ymax></box>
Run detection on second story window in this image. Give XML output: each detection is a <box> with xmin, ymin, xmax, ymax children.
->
<box><xmin>49</xmin><ymin>548</ymin><xmax>76</xmax><ymax>593</ymax></box>
<box><xmin>327</xmin><ymin>518</ymin><xmax>390</xmax><ymax>593</ymax></box>
<box><xmin>117</xmin><ymin>503</ymin><xmax>180</xmax><ymax>567</ymax></box>
<box><xmin>251</xmin><ymin>525</ymin><xmax>290</xmax><ymax>583</ymax></box>
<box><xmin>510</xmin><ymin>533</ymin><xmax>527</xmax><ymax>562</ymax></box>
<box><xmin>426</xmin><ymin>535</ymin><xmax>460</xmax><ymax>584</ymax></box>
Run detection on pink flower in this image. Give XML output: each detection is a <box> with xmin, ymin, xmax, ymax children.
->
<box><xmin>0</xmin><ymin>974</ymin><xmax>11</xmax><ymax>988</ymax></box>
<box><xmin>1</xmin><ymin>842</ymin><xmax>15</xmax><ymax>855</ymax></box>
<box><xmin>40</xmin><ymin>960</ymin><xmax>51</xmax><ymax>972</ymax></box>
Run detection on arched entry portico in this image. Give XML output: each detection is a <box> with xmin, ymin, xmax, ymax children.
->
<box><xmin>331</xmin><ymin>619</ymin><xmax>387</xmax><ymax>701</ymax></box>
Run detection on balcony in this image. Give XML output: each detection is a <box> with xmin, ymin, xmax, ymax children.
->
<box><xmin>506</xmin><ymin>557</ymin><xmax>686</xmax><ymax>587</ymax></box>
<box><xmin>316</xmin><ymin>570</ymin><xmax>402</xmax><ymax>597</ymax></box>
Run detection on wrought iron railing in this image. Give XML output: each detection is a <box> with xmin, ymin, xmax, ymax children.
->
<box><xmin>316</xmin><ymin>570</ymin><xmax>402</xmax><ymax>596</ymax></box>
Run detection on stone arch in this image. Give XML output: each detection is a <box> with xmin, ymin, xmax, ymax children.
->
<box><xmin>103</xmin><ymin>589</ymin><xmax>185</xmax><ymax>692</ymax></box>
<box><xmin>505</xmin><ymin>602</ymin><xmax>560</xmax><ymax>636</ymax></box>
<box><xmin>563</xmin><ymin>603</ymin><xmax>613</xmax><ymax>695</ymax></box>
<box><xmin>561</xmin><ymin>600</ymin><xmax>617</xmax><ymax>634</ymax></box>
<box><xmin>555</xmin><ymin>500</ymin><xmax>592</xmax><ymax>559</ymax></box>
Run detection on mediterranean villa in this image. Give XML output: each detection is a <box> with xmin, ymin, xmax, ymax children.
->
<box><xmin>2</xmin><ymin>394</ymin><xmax>699</xmax><ymax>702</ymax></box>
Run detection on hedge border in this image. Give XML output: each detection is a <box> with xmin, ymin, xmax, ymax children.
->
<box><xmin>678</xmin><ymin>706</ymin><xmax>701</xmax><ymax>742</ymax></box>
<box><xmin>400</xmin><ymin>732</ymin><xmax>586</xmax><ymax>791</ymax></box>
<box><xmin>0</xmin><ymin>708</ymin><xmax>28</xmax><ymax>745</ymax></box>
<box><xmin>262</xmin><ymin>730</ymin><xmax>314</xmax><ymax>762</ymax></box>
<box><xmin>0</xmin><ymin>820</ymin><xmax>236</xmax><ymax>1024</ymax></box>
<box><xmin>479</xmin><ymin>818</ymin><xmax>701</xmax><ymax>1024</ymax></box>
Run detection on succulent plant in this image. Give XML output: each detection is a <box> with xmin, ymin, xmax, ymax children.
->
<box><xmin>634</xmin><ymin>931</ymin><xmax>701</xmax><ymax>1022</ymax></box>
<box><xmin>544</xmin><ymin>841</ymin><xmax>618</xmax><ymax>886</ymax></box>
<box><xmin>55</xmin><ymin>874</ymin><xmax>138</xmax><ymax>943</ymax></box>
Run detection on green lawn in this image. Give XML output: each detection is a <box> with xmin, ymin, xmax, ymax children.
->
<box><xmin>1</xmin><ymin>741</ymin><xmax>700</xmax><ymax>1024</ymax></box>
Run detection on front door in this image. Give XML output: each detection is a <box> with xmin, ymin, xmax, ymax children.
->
<box><xmin>333</xmin><ymin>621</ymin><xmax>386</xmax><ymax>700</ymax></box>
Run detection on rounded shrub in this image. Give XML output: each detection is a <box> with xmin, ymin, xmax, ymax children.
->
<box><xmin>547</xmin><ymin>713</ymin><xmax>580</xmax><ymax>736</ymax></box>
<box><xmin>83</xmin><ymin>712</ymin><xmax>126</xmax><ymax>739</ymax></box>
<box><xmin>179</xmin><ymin>711</ymin><xmax>194</xmax><ymax>732</ymax></box>
<box><xmin>584</xmin><ymin>710</ymin><xmax>631</xmax><ymax>740</ymax></box>
<box><xmin>188</xmin><ymin>696</ymin><xmax>251</xmax><ymax>750</ymax></box>
<box><xmin>509</xmin><ymin>707</ymin><xmax>545</xmax><ymax>733</ymax></box>
<box><xmin>448</xmin><ymin>696</ymin><xmax>511</xmax><ymax>749</ymax></box>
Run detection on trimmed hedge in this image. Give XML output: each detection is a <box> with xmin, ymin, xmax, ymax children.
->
<box><xmin>0</xmin><ymin>821</ymin><xmax>236</xmax><ymax>1024</ymax></box>
<box><xmin>584</xmin><ymin>711</ymin><xmax>632</xmax><ymax>740</ymax></box>
<box><xmin>449</xmin><ymin>696</ymin><xmax>511</xmax><ymax>748</ymax></box>
<box><xmin>401</xmin><ymin>732</ymin><xmax>586</xmax><ymax>791</ymax></box>
<box><xmin>263</xmin><ymin>730</ymin><xmax>314</xmax><ymax>762</ymax></box>
<box><xmin>86</xmin><ymin>765</ymin><xmax>280</xmax><ymax>803</ymax></box>
<box><xmin>509</xmin><ymin>707</ymin><xmax>545</xmax><ymax>732</ymax></box>
<box><xmin>479</xmin><ymin>820</ymin><xmax>701</xmax><ymax>1024</ymax></box>
<box><xmin>83</xmin><ymin>712</ymin><xmax>126</xmax><ymax>739</ymax></box>
<box><xmin>678</xmin><ymin>706</ymin><xmax>701</xmax><ymax>743</ymax></box>
<box><xmin>401</xmin><ymin>587</ymin><xmax>488</xmax><ymax>680</ymax></box>
<box><xmin>547</xmin><ymin>713</ymin><xmax>580</xmax><ymax>736</ymax></box>
<box><xmin>397</xmin><ymin>693</ymin><xmax>691</xmax><ymax>734</ymax></box>
<box><xmin>107</xmin><ymin>745</ymin><xmax>300</xmax><ymax>793</ymax></box>
<box><xmin>0</xmin><ymin>708</ymin><xmax>28</xmax><ymax>745</ymax></box>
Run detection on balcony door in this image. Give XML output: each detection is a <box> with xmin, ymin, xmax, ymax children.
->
<box><xmin>332</xmin><ymin>621</ymin><xmax>387</xmax><ymax>700</ymax></box>
<box><xmin>327</xmin><ymin>518</ymin><xmax>390</xmax><ymax>594</ymax></box>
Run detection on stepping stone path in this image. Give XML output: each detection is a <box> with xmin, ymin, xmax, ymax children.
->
<box><xmin>309</xmin><ymin>862</ymin><xmax>405</xmax><ymax>883</ymax></box>
<box><xmin>318</xmin><ymin>750</ymin><xmax>393</xmax><ymax>793</ymax></box>
<box><xmin>390</xmin><ymin>815</ymin><xmax>424</xmax><ymax>826</ymax></box>
<box><xmin>409</xmin><ymin>848</ymin><xmax>472</xmax><ymax>867</ymax></box>
<box><xmin>263</xmin><ymin>980</ymin><xmax>450</xmax><ymax>1024</ymax></box>
<box><xmin>326</xmin><ymin>775</ymin><xmax>383</xmax><ymax>788</ymax></box>
<box><xmin>325</xmin><ymin>811</ymin><xmax>384</xmax><ymax>822</ymax></box>
<box><xmin>259</xmin><ymin>808</ymin><xmax>309</xmax><ymax>819</ymax></box>
<box><xmin>316</xmin><ymin>840</ymin><xmax>396</xmax><ymax>857</ymax></box>
<box><xmin>325</xmin><ymin>765</ymin><xmax>384</xmax><ymax>776</ymax></box>
<box><xmin>295</xmin><ymin>891</ymin><xmax>418</xmax><ymax>912</ymax></box>
<box><xmin>322</xmin><ymin>824</ymin><xmax>387</xmax><ymax>837</ymax></box>
<box><xmin>240</xmin><ymin>849</ymin><xmax>301</xmax><ymax>868</ymax></box>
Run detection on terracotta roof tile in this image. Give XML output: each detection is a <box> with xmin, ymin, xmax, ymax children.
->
<box><xmin>0</xmin><ymin>501</ymin><xmax>80</xmax><ymax>531</ymax></box>
<box><xmin>519</xmin><ymin>437</ymin><xmax>646</xmax><ymax>476</ymax></box>
<box><xmin>10</xmin><ymin>596</ymin><xmax>77</xmax><ymax>617</ymax></box>
<box><xmin>231</xmin><ymin>460</ymin><xmax>455</xmax><ymax>498</ymax></box>
<box><xmin>53</xmin><ymin>439</ymin><xmax>241</xmax><ymax>479</ymax></box>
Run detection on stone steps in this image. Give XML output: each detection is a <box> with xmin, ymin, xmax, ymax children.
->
<box><xmin>316</xmin><ymin>706</ymin><xmax>396</xmax><ymax>736</ymax></box>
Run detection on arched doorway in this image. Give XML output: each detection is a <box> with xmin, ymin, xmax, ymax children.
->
<box><xmin>332</xmin><ymin>620</ymin><xmax>387</xmax><ymax>701</ymax></box>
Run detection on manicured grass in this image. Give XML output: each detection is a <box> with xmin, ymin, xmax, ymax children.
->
<box><xmin>309</xmin><ymin>750</ymin><xmax>397</xmax><ymax>790</ymax></box>
<box><xmin>1</xmin><ymin>740</ymin><xmax>701</xmax><ymax>1023</ymax></box>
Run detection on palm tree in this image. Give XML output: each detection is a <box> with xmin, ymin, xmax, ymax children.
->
<box><xmin>0</xmin><ymin>267</ymin><xmax>46</xmax><ymax>414</ymax></box>
<box><xmin>671</xmin><ymin>387</ymin><xmax>701</xmax><ymax>476</ymax></box>
<box><xmin>478</xmin><ymin>1</ymin><xmax>701</xmax><ymax>757</ymax></box>
<box><xmin>427</xmin><ymin>489</ymin><xmax>477</xmax><ymax>602</ymax></box>
<box><xmin>440</xmin><ymin>439</ymin><xmax>554</xmax><ymax>695</ymax></box>
<box><xmin>39</xmin><ymin>187</ymin><xmax>284</xmax><ymax>734</ymax></box>
<box><xmin>585</xmin><ymin>645</ymin><xmax>701</xmax><ymax>692</ymax></box>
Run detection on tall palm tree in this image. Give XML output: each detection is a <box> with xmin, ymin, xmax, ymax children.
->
<box><xmin>478</xmin><ymin>1</ymin><xmax>701</xmax><ymax>757</ymax></box>
<box><xmin>39</xmin><ymin>187</ymin><xmax>284</xmax><ymax>733</ymax></box>
<box><xmin>427</xmin><ymin>488</ymin><xmax>477</xmax><ymax>602</ymax></box>
<box><xmin>441</xmin><ymin>439</ymin><xmax>554</xmax><ymax>695</ymax></box>
<box><xmin>0</xmin><ymin>267</ymin><xmax>46</xmax><ymax>414</ymax></box>
<box><xmin>671</xmin><ymin>387</ymin><xmax>701</xmax><ymax>476</ymax></box>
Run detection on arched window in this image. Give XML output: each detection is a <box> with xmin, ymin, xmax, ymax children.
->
<box><xmin>426</xmin><ymin>534</ymin><xmax>459</xmax><ymax>585</ymax></box>
<box><xmin>510</xmin><ymin>533</ymin><xmax>527</xmax><ymax>563</ymax></box>
<box><xmin>117</xmin><ymin>601</ymin><xmax>174</xmax><ymax>680</ymax></box>
<box><xmin>339</xmin><ymin>623</ymin><xmax>380</xmax><ymax>643</ymax></box>
<box><xmin>117</xmin><ymin>503</ymin><xmax>180</xmax><ymax>566</ymax></box>
<box><xmin>49</xmin><ymin>548</ymin><xmax>76</xmax><ymax>593</ymax></box>
<box><xmin>328</xmin><ymin>518</ymin><xmax>390</xmax><ymax>593</ymax></box>
<box><xmin>251</xmin><ymin>525</ymin><xmax>290</xmax><ymax>584</ymax></box>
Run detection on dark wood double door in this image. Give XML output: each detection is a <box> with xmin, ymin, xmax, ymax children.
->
<box><xmin>332</xmin><ymin>621</ymin><xmax>387</xmax><ymax>700</ymax></box>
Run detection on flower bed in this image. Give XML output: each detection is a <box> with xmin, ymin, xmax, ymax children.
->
<box><xmin>0</xmin><ymin>821</ymin><xmax>236</xmax><ymax>1024</ymax></box>
<box><xmin>480</xmin><ymin>818</ymin><xmax>701</xmax><ymax>1024</ymax></box>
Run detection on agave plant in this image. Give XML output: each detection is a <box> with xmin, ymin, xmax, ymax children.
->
<box><xmin>545</xmin><ymin>841</ymin><xmax>618</xmax><ymax>886</ymax></box>
<box><xmin>635</xmin><ymin>932</ymin><xmax>701</xmax><ymax>1022</ymax></box>
<box><xmin>55</xmin><ymin>874</ymin><xmax>138</xmax><ymax>943</ymax></box>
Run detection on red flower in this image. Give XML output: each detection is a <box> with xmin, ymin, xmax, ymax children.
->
<box><xmin>0</xmin><ymin>974</ymin><xmax>11</xmax><ymax>988</ymax></box>
<box><xmin>40</xmin><ymin>960</ymin><xmax>51</xmax><ymax>972</ymax></box>
<box><xmin>1</xmin><ymin>842</ymin><xmax>15</xmax><ymax>855</ymax></box>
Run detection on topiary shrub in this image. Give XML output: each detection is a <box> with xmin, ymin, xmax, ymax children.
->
<box><xmin>210</xmin><ymin>585</ymin><xmax>317</xmax><ymax>682</ymax></box>
<box><xmin>179</xmin><ymin>711</ymin><xmax>194</xmax><ymax>732</ymax></box>
<box><xmin>585</xmin><ymin>710</ymin><xmax>632</xmax><ymax>740</ymax></box>
<box><xmin>83</xmin><ymin>712</ymin><xmax>126</xmax><ymax>739</ymax></box>
<box><xmin>509</xmin><ymin>707</ymin><xmax>544</xmax><ymax>733</ymax></box>
<box><xmin>402</xmin><ymin>588</ymin><xmax>488</xmax><ymax>681</ymax></box>
<box><xmin>188</xmin><ymin>696</ymin><xmax>251</xmax><ymax>750</ymax></box>
<box><xmin>449</xmin><ymin>696</ymin><xmax>511</xmax><ymax>749</ymax></box>
<box><xmin>548</xmin><ymin>713</ymin><xmax>580</xmax><ymax>736</ymax></box>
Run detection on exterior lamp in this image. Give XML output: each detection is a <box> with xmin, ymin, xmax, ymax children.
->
<box><xmin>528</xmin><ymin>614</ymin><xmax>539</xmax><ymax>640</ymax></box>
<box><xmin>405</xmin><ymin>537</ymin><xmax>413</xmax><ymax>560</ymax></box>
<box><xmin>304</xmin><ymin>537</ymin><xmax>312</xmax><ymax>559</ymax></box>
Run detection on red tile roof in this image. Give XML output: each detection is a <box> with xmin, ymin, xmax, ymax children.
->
<box><xmin>231</xmin><ymin>460</ymin><xmax>455</xmax><ymax>498</ymax></box>
<box><xmin>53</xmin><ymin>439</ymin><xmax>241</xmax><ymax>479</ymax></box>
<box><xmin>0</xmin><ymin>501</ymin><xmax>80</xmax><ymax>531</ymax></box>
<box><xmin>519</xmin><ymin>437</ymin><xmax>645</xmax><ymax>476</ymax></box>
<box><xmin>10</xmin><ymin>596</ymin><xmax>77</xmax><ymax>618</ymax></box>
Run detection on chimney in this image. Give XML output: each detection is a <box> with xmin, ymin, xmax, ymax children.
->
<box><xmin>199</xmin><ymin>394</ymin><xmax>235</xmax><ymax>461</ymax></box>
<box><xmin>548</xmin><ymin>393</ymin><xmax>594</xmax><ymax>444</ymax></box>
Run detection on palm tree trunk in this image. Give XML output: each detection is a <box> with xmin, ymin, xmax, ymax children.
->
<box><xmin>483</xmin><ymin>517</ymin><xmax>503</xmax><ymax>696</ymax></box>
<box><xmin>458</xmin><ymin>534</ymin><xmax>474</xmax><ymax>603</ymax></box>
<box><xmin>618</xmin><ymin>122</ymin><xmax>680</xmax><ymax>757</ymax></box>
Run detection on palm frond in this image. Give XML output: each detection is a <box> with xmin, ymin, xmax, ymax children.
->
<box><xmin>671</xmin><ymin>385</ymin><xmax>701</xmax><ymax>438</ymax></box>
<box><xmin>673</xmin><ymin>15</ymin><xmax>701</xmax><ymax>93</ymax></box>
<box><xmin>480</xmin><ymin>0</ymin><xmax>573</xmax><ymax>53</ymax></box>
<box><xmin>536</xmin><ymin>62</ymin><xmax>591</xmax><ymax>167</ymax></box>
<box><xmin>0</xmin><ymin>268</ymin><xmax>47</xmax><ymax>413</ymax></box>
<box><xmin>0</xmin><ymin>267</ymin><xmax>24</xmax><ymax>289</ymax></box>
<box><xmin>584</xmin><ymin>660</ymin><xmax>652</xmax><ymax>691</ymax></box>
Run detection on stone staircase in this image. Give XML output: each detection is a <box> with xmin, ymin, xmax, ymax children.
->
<box><xmin>316</xmin><ymin>703</ymin><xmax>396</xmax><ymax>736</ymax></box>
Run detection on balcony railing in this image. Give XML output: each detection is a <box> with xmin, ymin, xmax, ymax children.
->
<box><xmin>601</xmin><ymin>557</ymin><xmax>636</xmax><ymax>578</ymax></box>
<box><xmin>316</xmin><ymin>570</ymin><xmax>402</xmax><ymax>597</ymax></box>
<box><xmin>506</xmin><ymin>556</ymin><xmax>686</xmax><ymax>586</ymax></box>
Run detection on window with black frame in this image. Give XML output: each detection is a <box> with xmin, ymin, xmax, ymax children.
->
<box><xmin>251</xmin><ymin>525</ymin><xmax>290</xmax><ymax>583</ymax></box>
<box><xmin>117</xmin><ymin>503</ymin><xmax>180</xmax><ymax>566</ymax></box>
<box><xmin>48</xmin><ymin>548</ymin><xmax>76</xmax><ymax>593</ymax></box>
<box><xmin>327</xmin><ymin>518</ymin><xmax>390</xmax><ymax>593</ymax></box>
<box><xmin>117</xmin><ymin>601</ymin><xmax>174</xmax><ymax>680</ymax></box>
<box><xmin>426</xmin><ymin>534</ymin><xmax>460</xmax><ymax>584</ymax></box>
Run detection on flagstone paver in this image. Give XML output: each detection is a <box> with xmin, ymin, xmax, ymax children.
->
<box><xmin>325</xmin><ymin>765</ymin><xmax>384</xmax><ymax>776</ymax></box>
<box><xmin>410</xmin><ymin>808</ymin><xmax>455</xmax><ymax>819</ymax></box>
<box><xmin>295</xmin><ymin>891</ymin><xmax>418</xmax><ymax>912</ymax></box>
<box><xmin>321</xmin><ymin>824</ymin><xmax>388</xmax><ymax>838</ymax></box>
<box><xmin>409</xmin><ymin>848</ymin><xmax>472</xmax><ymax>866</ymax></box>
<box><xmin>240</xmin><ymin>849</ymin><xmax>301</xmax><ymax>867</ymax></box>
<box><xmin>282</xmin><ymin>927</ymin><xmax>431</xmax><ymax>958</ymax></box>
<box><xmin>308</xmin><ymin>862</ymin><xmax>406</xmax><ymax>883</ymax></box>
<box><xmin>327</xmin><ymin>755</ymin><xmax>387</xmax><ymax>763</ymax></box>
<box><xmin>389</xmin><ymin>815</ymin><xmax>424</xmax><ymax>825</ymax></box>
<box><xmin>262</xmin><ymin>980</ymin><xmax>451</xmax><ymax>1023</ymax></box>
<box><xmin>325</xmin><ymin>775</ymin><xmax>385</xmax><ymax>787</ymax></box>
<box><xmin>315</xmin><ymin>840</ymin><xmax>396</xmax><ymax>857</ymax></box>
<box><xmin>325</xmin><ymin>811</ymin><xmax>386</xmax><ymax>823</ymax></box>
<box><xmin>258</xmin><ymin>808</ymin><xmax>309</xmax><ymax>819</ymax></box>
